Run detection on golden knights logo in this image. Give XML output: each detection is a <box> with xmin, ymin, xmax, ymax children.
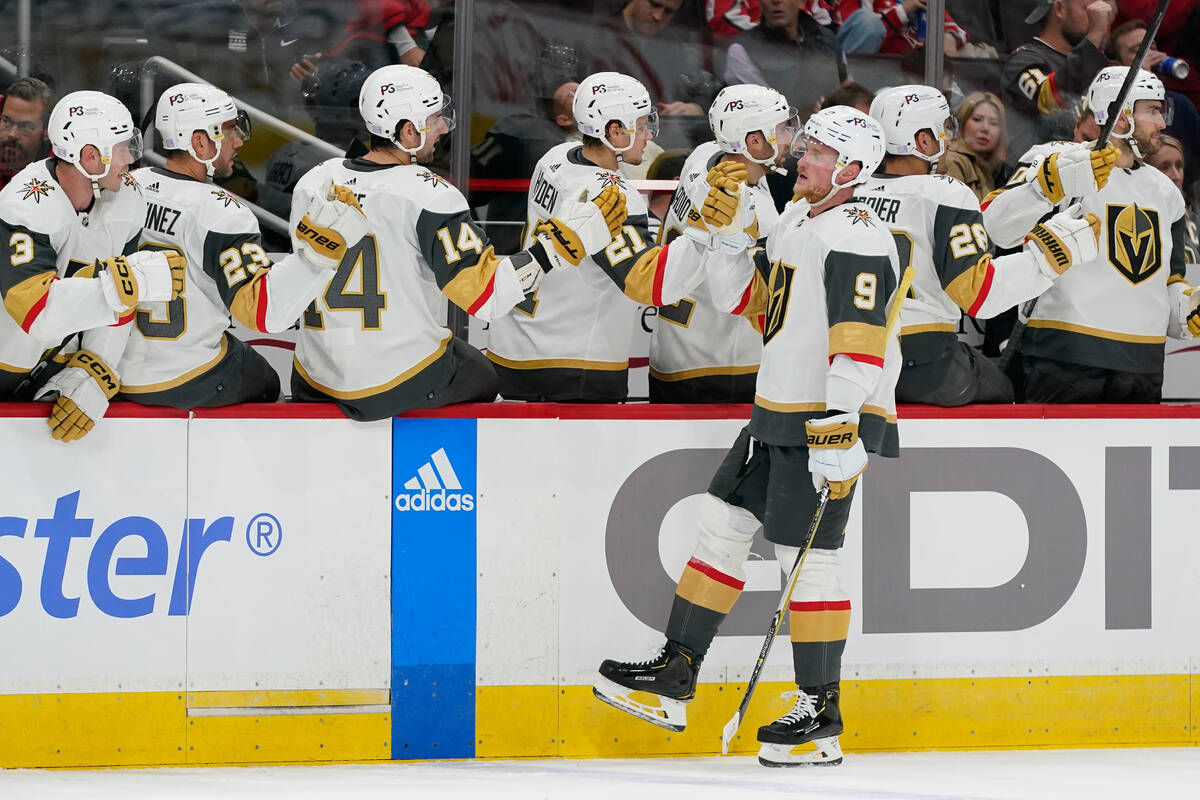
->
<box><xmin>211</xmin><ymin>189</ymin><xmax>243</xmax><ymax>208</ymax></box>
<box><xmin>843</xmin><ymin>207</ymin><xmax>874</xmax><ymax>227</ymax></box>
<box><xmin>596</xmin><ymin>171</ymin><xmax>626</xmax><ymax>189</ymax></box>
<box><xmin>1106</xmin><ymin>203</ymin><xmax>1161</xmax><ymax>285</ymax></box>
<box><xmin>417</xmin><ymin>169</ymin><xmax>447</xmax><ymax>188</ymax></box>
<box><xmin>762</xmin><ymin>260</ymin><xmax>795</xmax><ymax>345</ymax></box>
<box><xmin>20</xmin><ymin>178</ymin><xmax>54</xmax><ymax>203</ymax></box>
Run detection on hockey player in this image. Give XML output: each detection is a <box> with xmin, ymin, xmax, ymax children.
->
<box><xmin>288</xmin><ymin>65</ymin><xmax>627</xmax><ymax>420</ymax></box>
<box><xmin>862</xmin><ymin>84</ymin><xmax>1106</xmax><ymax>406</ymax></box>
<box><xmin>0</xmin><ymin>90</ymin><xmax>184</xmax><ymax>440</ymax></box>
<box><xmin>117</xmin><ymin>83</ymin><xmax>367</xmax><ymax>409</ymax></box>
<box><xmin>983</xmin><ymin>67</ymin><xmax>1199</xmax><ymax>403</ymax></box>
<box><xmin>485</xmin><ymin>71</ymin><xmax>752</xmax><ymax>402</ymax></box>
<box><xmin>649</xmin><ymin>83</ymin><xmax>797</xmax><ymax>403</ymax></box>
<box><xmin>596</xmin><ymin>106</ymin><xmax>900</xmax><ymax>767</ymax></box>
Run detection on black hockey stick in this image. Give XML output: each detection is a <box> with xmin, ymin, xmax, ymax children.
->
<box><xmin>1000</xmin><ymin>0</ymin><xmax>1171</xmax><ymax>371</ymax></box>
<box><xmin>719</xmin><ymin>265</ymin><xmax>914</xmax><ymax>755</ymax></box>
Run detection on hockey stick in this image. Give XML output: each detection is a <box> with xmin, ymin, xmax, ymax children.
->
<box><xmin>719</xmin><ymin>264</ymin><xmax>914</xmax><ymax>755</ymax></box>
<box><xmin>999</xmin><ymin>0</ymin><xmax>1171</xmax><ymax>372</ymax></box>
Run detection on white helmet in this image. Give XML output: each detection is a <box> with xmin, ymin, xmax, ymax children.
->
<box><xmin>49</xmin><ymin>90</ymin><xmax>142</xmax><ymax>188</ymax></box>
<box><xmin>156</xmin><ymin>83</ymin><xmax>251</xmax><ymax>177</ymax></box>
<box><xmin>791</xmin><ymin>105</ymin><xmax>886</xmax><ymax>204</ymax></box>
<box><xmin>358</xmin><ymin>64</ymin><xmax>454</xmax><ymax>155</ymax></box>
<box><xmin>708</xmin><ymin>84</ymin><xmax>799</xmax><ymax>166</ymax></box>
<box><xmin>573</xmin><ymin>71</ymin><xmax>658</xmax><ymax>155</ymax></box>
<box><xmin>1085</xmin><ymin>66</ymin><xmax>1170</xmax><ymax>158</ymax></box>
<box><xmin>869</xmin><ymin>84</ymin><xmax>957</xmax><ymax>166</ymax></box>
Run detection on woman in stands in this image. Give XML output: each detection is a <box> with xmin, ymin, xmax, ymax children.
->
<box><xmin>939</xmin><ymin>91</ymin><xmax>1007</xmax><ymax>201</ymax></box>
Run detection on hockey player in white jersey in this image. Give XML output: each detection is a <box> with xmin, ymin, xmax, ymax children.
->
<box><xmin>486</xmin><ymin>71</ymin><xmax>755</xmax><ymax>402</ymax></box>
<box><xmin>596</xmin><ymin>107</ymin><xmax>900</xmax><ymax>767</ymax></box>
<box><xmin>118</xmin><ymin>83</ymin><xmax>367</xmax><ymax>409</ymax></box>
<box><xmin>983</xmin><ymin>67</ymin><xmax>1198</xmax><ymax>402</ymax></box>
<box><xmin>289</xmin><ymin>65</ymin><xmax>627</xmax><ymax>420</ymax></box>
<box><xmin>862</xmin><ymin>84</ymin><xmax>1105</xmax><ymax>406</ymax></box>
<box><xmin>0</xmin><ymin>90</ymin><xmax>184</xmax><ymax>440</ymax></box>
<box><xmin>649</xmin><ymin>84</ymin><xmax>797</xmax><ymax>403</ymax></box>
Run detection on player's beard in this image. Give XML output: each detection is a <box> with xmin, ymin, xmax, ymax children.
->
<box><xmin>1132</xmin><ymin>129</ymin><xmax>1161</xmax><ymax>158</ymax></box>
<box><xmin>793</xmin><ymin>183</ymin><xmax>832</xmax><ymax>205</ymax></box>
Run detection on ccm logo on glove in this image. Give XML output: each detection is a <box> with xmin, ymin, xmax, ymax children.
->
<box><xmin>75</xmin><ymin>352</ymin><xmax>117</xmax><ymax>395</ymax></box>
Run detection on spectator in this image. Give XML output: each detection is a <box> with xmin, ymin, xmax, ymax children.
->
<box><xmin>1147</xmin><ymin>134</ymin><xmax>1200</xmax><ymax>266</ymax></box>
<box><xmin>291</xmin><ymin>0</ymin><xmax>433</xmax><ymax>83</ymax></box>
<box><xmin>820</xmin><ymin>1</ymin><xmax>967</xmax><ymax>56</ymax></box>
<box><xmin>1002</xmin><ymin>0</ymin><xmax>1114</xmax><ymax>162</ymax></box>
<box><xmin>0</xmin><ymin>77</ymin><xmax>52</xmax><ymax>190</ymax></box>
<box><xmin>706</xmin><ymin>0</ymin><xmax>762</xmax><ymax>39</ymax></box>
<box><xmin>1107</xmin><ymin>18</ymin><xmax>1200</xmax><ymax>193</ymax></box>
<box><xmin>644</xmin><ymin>147</ymin><xmax>688</xmax><ymax>241</ymax></box>
<box><xmin>724</xmin><ymin>0</ymin><xmax>845</xmax><ymax>121</ymax></box>
<box><xmin>621</xmin><ymin>0</ymin><xmax>685</xmax><ymax>36</ymax></box>
<box><xmin>471</xmin><ymin>44</ymin><xmax>584</xmax><ymax>253</ymax></box>
<box><xmin>939</xmin><ymin>91</ymin><xmax>1007</xmax><ymax>202</ymax></box>
<box><xmin>143</xmin><ymin>0</ymin><xmax>333</xmax><ymax>115</ymax></box>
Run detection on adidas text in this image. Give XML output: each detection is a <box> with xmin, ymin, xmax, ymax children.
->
<box><xmin>395</xmin><ymin>490</ymin><xmax>475</xmax><ymax>512</ymax></box>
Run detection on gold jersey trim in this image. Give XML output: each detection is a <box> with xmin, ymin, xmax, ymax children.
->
<box><xmin>861</xmin><ymin>404</ymin><xmax>898</xmax><ymax>424</ymax></box>
<box><xmin>649</xmin><ymin>364</ymin><xmax>759</xmax><ymax>382</ymax></box>
<box><xmin>294</xmin><ymin>333</ymin><xmax>452</xmax><ymax>400</ymax></box>
<box><xmin>486</xmin><ymin>352</ymin><xmax>628</xmax><ymax>371</ymax></box>
<box><xmin>753</xmin><ymin>396</ymin><xmax>826</xmax><ymax>413</ymax></box>
<box><xmin>900</xmin><ymin>322</ymin><xmax>957</xmax><ymax>336</ymax></box>
<box><xmin>120</xmin><ymin>335</ymin><xmax>230</xmax><ymax>394</ymax></box>
<box><xmin>1025</xmin><ymin>319</ymin><xmax>1166</xmax><ymax>345</ymax></box>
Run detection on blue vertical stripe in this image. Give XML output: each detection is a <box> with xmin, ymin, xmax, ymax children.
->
<box><xmin>391</xmin><ymin>418</ymin><xmax>477</xmax><ymax>759</ymax></box>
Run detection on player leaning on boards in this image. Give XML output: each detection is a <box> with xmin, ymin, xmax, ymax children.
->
<box><xmin>117</xmin><ymin>83</ymin><xmax>366</xmax><ymax>409</ymax></box>
<box><xmin>0</xmin><ymin>91</ymin><xmax>183</xmax><ymax>441</ymax></box>
<box><xmin>289</xmin><ymin>65</ymin><xmax>625</xmax><ymax>420</ymax></box>
<box><xmin>485</xmin><ymin>71</ymin><xmax>754</xmax><ymax>402</ymax></box>
<box><xmin>861</xmin><ymin>84</ymin><xmax>1104</xmax><ymax>406</ymax></box>
<box><xmin>983</xmin><ymin>67</ymin><xmax>1200</xmax><ymax>403</ymax></box>
<box><xmin>650</xmin><ymin>84</ymin><xmax>798</xmax><ymax>403</ymax></box>
<box><xmin>596</xmin><ymin>107</ymin><xmax>902</xmax><ymax>768</ymax></box>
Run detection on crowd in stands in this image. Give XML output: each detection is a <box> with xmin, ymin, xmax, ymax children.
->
<box><xmin>2</xmin><ymin>0</ymin><xmax>1200</xmax><ymax>409</ymax></box>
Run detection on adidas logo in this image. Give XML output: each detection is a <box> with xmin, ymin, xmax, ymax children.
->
<box><xmin>146</xmin><ymin>182</ymin><xmax>160</xmax><ymax>192</ymax></box>
<box><xmin>345</xmin><ymin>177</ymin><xmax>357</xmax><ymax>185</ymax></box>
<box><xmin>395</xmin><ymin>447</ymin><xmax>475</xmax><ymax>512</ymax></box>
<box><xmin>549</xmin><ymin>163</ymin><xmax>562</xmax><ymax>173</ymax></box>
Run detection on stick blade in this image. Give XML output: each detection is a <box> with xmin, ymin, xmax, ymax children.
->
<box><xmin>720</xmin><ymin>711</ymin><xmax>741</xmax><ymax>755</ymax></box>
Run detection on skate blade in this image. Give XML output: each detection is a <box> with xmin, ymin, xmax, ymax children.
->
<box><xmin>756</xmin><ymin>737</ymin><xmax>843</xmax><ymax>767</ymax></box>
<box><xmin>592</xmin><ymin>676</ymin><xmax>687</xmax><ymax>732</ymax></box>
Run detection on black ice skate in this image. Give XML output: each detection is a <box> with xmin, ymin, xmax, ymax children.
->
<box><xmin>592</xmin><ymin>641</ymin><xmax>701</xmax><ymax>732</ymax></box>
<box><xmin>756</xmin><ymin>684</ymin><xmax>844</xmax><ymax>767</ymax></box>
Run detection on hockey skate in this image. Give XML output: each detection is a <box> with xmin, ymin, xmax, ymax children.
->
<box><xmin>593</xmin><ymin>641</ymin><xmax>701</xmax><ymax>732</ymax></box>
<box><xmin>756</xmin><ymin>684</ymin><xmax>844</xmax><ymax>767</ymax></box>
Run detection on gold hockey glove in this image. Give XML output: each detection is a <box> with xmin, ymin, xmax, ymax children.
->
<box><xmin>534</xmin><ymin>186</ymin><xmax>628</xmax><ymax>269</ymax></box>
<box><xmin>35</xmin><ymin>349</ymin><xmax>120</xmax><ymax>442</ymax></box>
<box><xmin>804</xmin><ymin>412</ymin><xmax>868</xmax><ymax>500</ymax></box>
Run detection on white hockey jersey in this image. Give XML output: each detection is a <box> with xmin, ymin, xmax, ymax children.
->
<box><xmin>706</xmin><ymin>198</ymin><xmax>902</xmax><ymax>452</ymax></box>
<box><xmin>119</xmin><ymin>166</ymin><xmax>332</xmax><ymax>393</ymax></box>
<box><xmin>651</xmin><ymin>142</ymin><xmax>774</xmax><ymax>384</ymax></box>
<box><xmin>485</xmin><ymin>142</ymin><xmax>708</xmax><ymax>394</ymax></box>
<box><xmin>0</xmin><ymin>159</ymin><xmax>143</xmax><ymax>384</ymax></box>
<box><xmin>855</xmin><ymin>172</ymin><xmax>1059</xmax><ymax>341</ymax></box>
<box><xmin>983</xmin><ymin>144</ymin><xmax>1191</xmax><ymax>374</ymax></box>
<box><xmin>290</xmin><ymin>157</ymin><xmax>527</xmax><ymax>400</ymax></box>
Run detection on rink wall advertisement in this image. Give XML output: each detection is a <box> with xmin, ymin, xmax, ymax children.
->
<box><xmin>3</xmin><ymin>404</ymin><xmax>1200</xmax><ymax>767</ymax></box>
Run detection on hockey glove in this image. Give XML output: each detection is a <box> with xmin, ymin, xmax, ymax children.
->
<box><xmin>805</xmin><ymin>412</ymin><xmax>868</xmax><ymax>500</ymax></box>
<box><xmin>534</xmin><ymin>185</ymin><xmax>627</xmax><ymax>269</ymax></box>
<box><xmin>34</xmin><ymin>349</ymin><xmax>120</xmax><ymax>442</ymax></box>
<box><xmin>295</xmin><ymin>181</ymin><xmax>369</xmax><ymax>271</ymax></box>
<box><xmin>1025</xmin><ymin>203</ymin><xmax>1101</xmax><ymax>279</ymax></box>
<box><xmin>700</xmin><ymin>161</ymin><xmax>746</xmax><ymax>231</ymax></box>
<box><xmin>97</xmin><ymin>251</ymin><xmax>186</xmax><ymax>314</ymax></box>
<box><xmin>1034</xmin><ymin>144</ymin><xmax>1119</xmax><ymax>204</ymax></box>
<box><xmin>1186</xmin><ymin>288</ymin><xmax>1200</xmax><ymax>337</ymax></box>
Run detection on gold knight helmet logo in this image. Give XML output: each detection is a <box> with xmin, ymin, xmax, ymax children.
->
<box><xmin>1106</xmin><ymin>203</ymin><xmax>1162</xmax><ymax>285</ymax></box>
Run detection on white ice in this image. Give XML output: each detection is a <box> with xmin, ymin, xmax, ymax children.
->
<box><xmin>3</xmin><ymin>749</ymin><xmax>1199</xmax><ymax>800</ymax></box>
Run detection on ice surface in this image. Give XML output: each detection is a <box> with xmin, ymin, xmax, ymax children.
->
<box><xmin>2</xmin><ymin>748</ymin><xmax>1198</xmax><ymax>800</ymax></box>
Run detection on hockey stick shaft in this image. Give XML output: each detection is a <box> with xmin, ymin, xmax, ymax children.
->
<box><xmin>720</xmin><ymin>266</ymin><xmax>913</xmax><ymax>754</ymax></box>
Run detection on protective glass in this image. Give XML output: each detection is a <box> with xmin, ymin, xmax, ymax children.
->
<box><xmin>119</xmin><ymin>128</ymin><xmax>144</xmax><ymax>162</ymax></box>
<box><xmin>772</xmin><ymin>108</ymin><xmax>801</xmax><ymax>148</ymax></box>
<box><xmin>940</xmin><ymin>114</ymin><xmax>960</xmax><ymax>141</ymax></box>
<box><xmin>788</xmin><ymin>128</ymin><xmax>811</xmax><ymax>159</ymax></box>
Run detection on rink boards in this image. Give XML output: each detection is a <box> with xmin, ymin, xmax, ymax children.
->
<box><xmin>2</xmin><ymin>403</ymin><xmax>1200</xmax><ymax>767</ymax></box>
